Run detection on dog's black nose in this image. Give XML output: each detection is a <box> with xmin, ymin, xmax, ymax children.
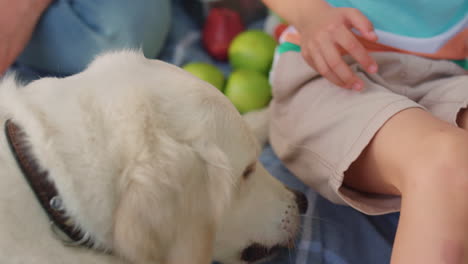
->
<box><xmin>293</xmin><ymin>191</ymin><xmax>308</xmax><ymax>214</ymax></box>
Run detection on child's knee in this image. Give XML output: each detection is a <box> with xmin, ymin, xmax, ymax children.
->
<box><xmin>403</xmin><ymin>128</ymin><xmax>468</xmax><ymax>191</ymax></box>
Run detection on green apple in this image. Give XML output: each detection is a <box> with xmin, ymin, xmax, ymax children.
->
<box><xmin>224</xmin><ymin>69</ymin><xmax>272</xmax><ymax>114</ymax></box>
<box><xmin>182</xmin><ymin>62</ymin><xmax>225</xmax><ymax>91</ymax></box>
<box><xmin>228</xmin><ymin>30</ymin><xmax>277</xmax><ymax>75</ymax></box>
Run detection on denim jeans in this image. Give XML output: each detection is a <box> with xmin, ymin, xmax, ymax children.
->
<box><xmin>13</xmin><ymin>0</ymin><xmax>171</xmax><ymax>80</ymax></box>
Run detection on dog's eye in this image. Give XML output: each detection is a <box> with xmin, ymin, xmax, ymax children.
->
<box><xmin>243</xmin><ymin>163</ymin><xmax>256</xmax><ymax>179</ymax></box>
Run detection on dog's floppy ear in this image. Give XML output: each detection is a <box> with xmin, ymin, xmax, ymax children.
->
<box><xmin>113</xmin><ymin>138</ymin><xmax>222</xmax><ymax>264</ymax></box>
<box><xmin>193</xmin><ymin>139</ymin><xmax>235</xmax><ymax>220</ymax></box>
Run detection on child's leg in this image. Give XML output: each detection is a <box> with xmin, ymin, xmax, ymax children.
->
<box><xmin>345</xmin><ymin>108</ymin><xmax>468</xmax><ymax>264</ymax></box>
<box><xmin>269</xmin><ymin>50</ymin><xmax>468</xmax><ymax>263</ymax></box>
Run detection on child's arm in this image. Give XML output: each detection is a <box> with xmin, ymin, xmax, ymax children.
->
<box><xmin>262</xmin><ymin>0</ymin><xmax>378</xmax><ymax>91</ymax></box>
<box><xmin>0</xmin><ymin>0</ymin><xmax>53</xmax><ymax>75</ymax></box>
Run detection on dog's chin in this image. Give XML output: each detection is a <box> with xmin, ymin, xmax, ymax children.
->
<box><xmin>240</xmin><ymin>243</ymin><xmax>285</xmax><ymax>263</ymax></box>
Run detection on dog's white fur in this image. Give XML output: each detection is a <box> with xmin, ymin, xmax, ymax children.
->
<box><xmin>0</xmin><ymin>51</ymin><xmax>301</xmax><ymax>264</ymax></box>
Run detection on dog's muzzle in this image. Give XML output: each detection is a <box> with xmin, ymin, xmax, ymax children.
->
<box><xmin>241</xmin><ymin>189</ymin><xmax>308</xmax><ymax>263</ymax></box>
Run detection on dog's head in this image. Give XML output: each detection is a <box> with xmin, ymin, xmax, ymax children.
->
<box><xmin>3</xmin><ymin>51</ymin><xmax>307</xmax><ymax>264</ymax></box>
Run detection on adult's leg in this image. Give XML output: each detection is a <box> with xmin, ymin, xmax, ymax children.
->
<box><xmin>345</xmin><ymin>108</ymin><xmax>468</xmax><ymax>264</ymax></box>
<box><xmin>15</xmin><ymin>0</ymin><xmax>171</xmax><ymax>77</ymax></box>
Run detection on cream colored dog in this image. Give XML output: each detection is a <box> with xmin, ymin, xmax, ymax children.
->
<box><xmin>0</xmin><ymin>51</ymin><xmax>306</xmax><ymax>264</ymax></box>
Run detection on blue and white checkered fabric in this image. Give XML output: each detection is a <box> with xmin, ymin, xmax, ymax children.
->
<box><xmin>260</xmin><ymin>145</ymin><xmax>400</xmax><ymax>264</ymax></box>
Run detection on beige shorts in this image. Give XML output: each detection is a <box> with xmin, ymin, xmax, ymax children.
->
<box><xmin>269</xmin><ymin>51</ymin><xmax>468</xmax><ymax>215</ymax></box>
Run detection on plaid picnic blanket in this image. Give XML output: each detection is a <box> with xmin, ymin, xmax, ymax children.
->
<box><xmin>259</xmin><ymin>145</ymin><xmax>398</xmax><ymax>264</ymax></box>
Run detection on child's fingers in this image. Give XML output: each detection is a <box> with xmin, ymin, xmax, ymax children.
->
<box><xmin>334</xmin><ymin>26</ymin><xmax>378</xmax><ymax>74</ymax></box>
<box><xmin>345</xmin><ymin>9</ymin><xmax>378</xmax><ymax>42</ymax></box>
<box><xmin>305</xmin><ymin>48</ymin><xmax>345</xmax><ymax>88</ymax></box>
<box><xmin>318</xmin><ymin>35</ymin><xmax>363</xmax><ymax>90</ymax></box>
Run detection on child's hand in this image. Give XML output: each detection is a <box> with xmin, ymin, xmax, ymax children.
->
<box><xmin>296</xmin><ymin>7</ymin><xmax>378</xmax><ymax>90</ymax></box>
